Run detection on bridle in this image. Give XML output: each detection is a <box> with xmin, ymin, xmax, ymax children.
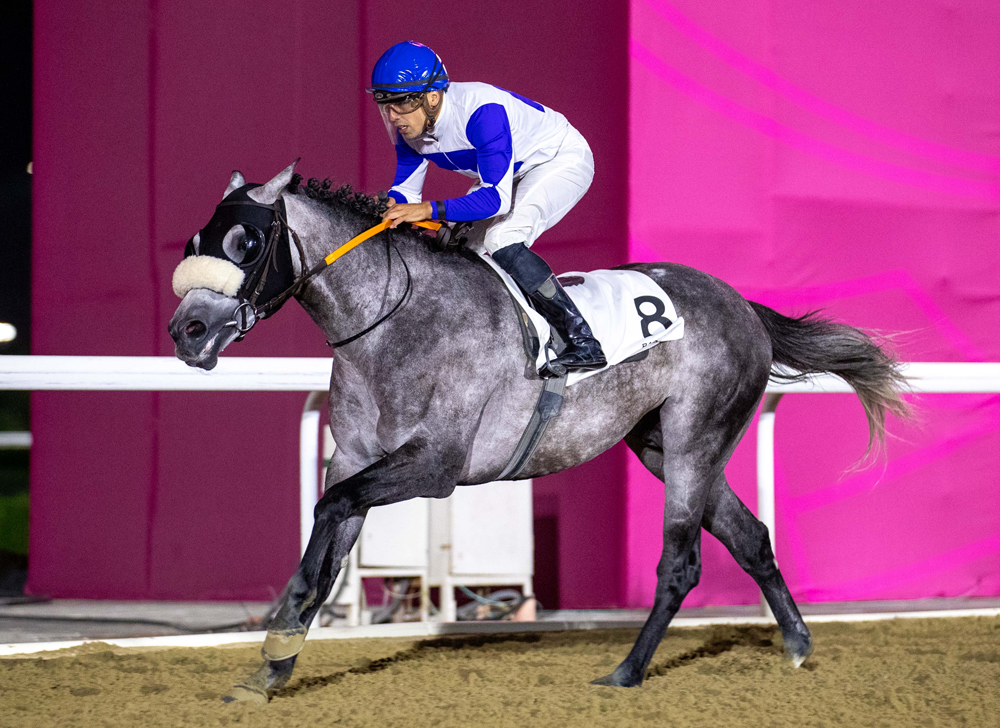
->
<box><xmin>300</xmin><ymin>215</ymin><xmax>441</xmax><ymax>348</ymax></box>
<box><xmin>205</xmin><ymin>192</ymin><xmax>441</xmax><ymax>346</ymax></box>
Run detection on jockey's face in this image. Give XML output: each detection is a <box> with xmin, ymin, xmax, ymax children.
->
<box><xmin>382</xmin><ymin>91</ymin><xmax>441</xmax><ymax>141</ymax></box>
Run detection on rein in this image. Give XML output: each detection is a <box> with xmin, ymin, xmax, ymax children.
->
<box><xmin>324</xmin><ymin>219</ymin><xmax>442</xmax><ymax>265</ymax></box>
<box><xmin>233</xmin><ymin>204</ymin><xmax>441</xmax><ymax>347</ymax></box>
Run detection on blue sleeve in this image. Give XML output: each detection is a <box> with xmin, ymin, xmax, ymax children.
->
<box><xmin>440</xmin><ymin>104</ymin><xmax>514</xmax><ymax>221</ymax></box>
<box><xmin>389</xmin><ymin>139</ymin><xmax>428</xmax><ymax>204</ymax></box>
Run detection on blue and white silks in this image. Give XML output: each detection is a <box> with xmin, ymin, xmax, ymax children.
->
<box><xmin>388</xmin><ymin>83</ymin><xmax>592</xmax><ymax>250</ymax></box>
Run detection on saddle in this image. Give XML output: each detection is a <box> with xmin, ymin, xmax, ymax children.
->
<box><xmin>476</xmin><ymin>252</ymin><xmax>685</xmax><ymax>479</ymax></box>
<box><xmin>478</xmin><ymin>252</ymin><xmax>685</xmax><ymax>386</ymax></box>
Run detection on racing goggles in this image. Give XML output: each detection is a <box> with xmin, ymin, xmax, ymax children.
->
<box><xmin>375</xmin><ymin>93</ymin><xmax>430</xmax><ymax>143</ymax></box>
<box><xmin>377</xmin><ymin>93</ymin><xmax>425</xmax><ymax>115</ymax></box>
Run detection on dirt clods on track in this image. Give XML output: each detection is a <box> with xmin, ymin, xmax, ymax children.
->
<box><xmin>3</xmin><ymin>616</ymin><xmax>1000</xmax><ymax>727</ymax></box>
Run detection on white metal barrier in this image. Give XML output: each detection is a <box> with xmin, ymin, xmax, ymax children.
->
<box><xmin>756</xmin><ymin>362</ymin><xmax>1000</xmax><ymax>615</ymax></box>
<box><xmin>2</xmin><ymin>356</ymin><xmax>335</xmax><ymax>561</ymax></box>
<box><xmin>0</xmin><ymin>431</ymin><xmax>32</xmax><ymax>449</ymax></box>
<box><xmin>0</xmin><ymin>356</ymin><xmax>536</xmax><ymax>622</ymax></box>
<box><xmin>4</xmin><ymin>357</ymin><xmax>1000</xmax><ymax>615</ymax></box>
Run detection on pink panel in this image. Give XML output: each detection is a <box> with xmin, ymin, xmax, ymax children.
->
<box><xmin>32</xmin><ymin>0</ymin><xmax>999</xmax><ymax>610</ymax></box>
<box><xmin>627</xmin><ymin>0</ymin><xmax>1000</xmax><ymax>607</ymax></box>
<box><xmin>31</xmin><ymin>2</ymin><xmax>155</xmax><ymax>597</ymax></box>
<box><xmin>31</xmin><ymin>1</ymin><xmax>361</xmax><ymax>600</ymax></box>
<box><xmin>32</xmin><ymin>1</ymin><xmax>630</xmax><ymax>603</ymax></box>
<box><xmin>145</xmin><ymin>1</ymin><xmax>353</xmax><ymax>600</ymax></box>
<box><xmin>360</xmin><ymin>0</ymin><xmax>631</xmax><ymax>609</ymax></box>
<box><xmin>360</xmin><ymin>0</ymin><xmax>629</xmax><ymax>251</ymax></box>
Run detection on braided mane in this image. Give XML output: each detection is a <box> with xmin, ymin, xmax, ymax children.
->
<box><xmin>285</xmin><ymin>174</ymin><xmax>457</xmax><ymax>254</ymax></box>
<box><xmin>286</xmin><ymin>174</ymin><xmax>392</xmax><ymax>223</ymax></box>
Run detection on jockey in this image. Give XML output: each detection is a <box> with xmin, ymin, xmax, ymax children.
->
<box><xmin>368</xmin><ymin>40</ymin><xmax>606</xmax><ymax>376</ymax></box>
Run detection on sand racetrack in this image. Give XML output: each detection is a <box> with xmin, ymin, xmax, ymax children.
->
<box><xmin>3</xmin><ymin>616</ymin><xmax>999</xmax><ymax>727</ymax></box>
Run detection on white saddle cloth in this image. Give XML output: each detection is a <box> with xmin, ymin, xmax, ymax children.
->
<box><xmin>479</xmin><ymin>252</ymin><xmax>685</xmax><ymax>386</ymax></box>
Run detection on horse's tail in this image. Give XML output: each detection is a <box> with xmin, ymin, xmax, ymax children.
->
<box><xmin>749</xmin><ymin>301</ymin><xmax>911</xmax><ymax>455</ymax></box>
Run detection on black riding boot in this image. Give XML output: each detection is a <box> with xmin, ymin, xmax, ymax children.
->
<box><xmin>492</xmin><ymin>243</ymin><xmax>607</xmax><ymax>377</ymax></box>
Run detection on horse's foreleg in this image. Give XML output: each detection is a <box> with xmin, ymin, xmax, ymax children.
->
<box><xmin>224</xmin><ymin>513</ymin><xmax>364</xmax><ymax>704</ymax></box>
<box><xmin>702</xmin><ymin>477</ymin><xmax>812</xmax><ymax>664</ymax></box>
<box><xmin>225</xmin><ymin>439</ymin><xmax>460</xmax><ymax>703</ymax></box>
<box><xmin>260</xmin><ymin>510</ymin><xmax>364</xmax><ymax>663</ymax></box>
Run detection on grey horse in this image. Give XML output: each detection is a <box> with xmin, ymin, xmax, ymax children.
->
<box><xmin>168</xmin><ymin>162</ymin><xmax>908</xmax><ymax>703</ymax></box>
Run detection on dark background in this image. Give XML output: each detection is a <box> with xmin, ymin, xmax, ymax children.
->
<box><xmin>0</xmin><ymin>0</ymin><xmax>32</xmax><ymax>593</ymax></box>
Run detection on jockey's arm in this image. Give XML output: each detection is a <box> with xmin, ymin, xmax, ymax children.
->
<box><xmin>383</xmin><ymin>104</ymin><xmax>515</xmax><ymax>228</ymax></box>
<box><xmin>384</xmin><ymin>138</ymin><xmax>433</xmax><ymax>228</ymax></box>
<box><xmin>387</xmin><ymin>139</ymin><xmax>429</xmax><ymax>206</ymax></box>
<box><xmin>438</xmin><ymin>104</ymin><xmax>514</xmax><ymax>222</ymax></box>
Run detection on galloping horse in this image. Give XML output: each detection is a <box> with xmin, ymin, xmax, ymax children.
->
<box><xmin>168</xmin><ymin>162</ymin><xmax>908</xmax><ymax>703</ymax></box>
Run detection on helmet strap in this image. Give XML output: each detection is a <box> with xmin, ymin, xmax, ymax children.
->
<box><xmin>418</xmin><ymin>57</ymin><xmax>446</xmax><ymax>134</ymax></box>
<box><xmin>422</xmin><ymin>92</ymin><xmax>443</xmax><ymax>134</ymax></box>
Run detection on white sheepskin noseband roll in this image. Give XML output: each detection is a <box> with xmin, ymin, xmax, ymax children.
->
<box><xmin>172</xmin><ymin>256</ymin><xmax>246</xmax><ymax>298</ymax></box>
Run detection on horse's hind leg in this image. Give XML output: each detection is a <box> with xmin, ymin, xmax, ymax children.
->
<box><xmin>618</xmin><ymin>408</ymin><xmax>812</xmax><ymax>676</ymax></box>
<box><xmin>593</xmin><ymin>475</ymin><xmax>705</xmax><ymax>687</ymax></box>
<box><xmin>592</xmin><ymin>405</ymin><xmax>713</xmax><ymax>688</ymax></box>
<box><xmin>702</xmin><ymin>477</ymin><xmax>812</xmax><ymax>664</ymax></box>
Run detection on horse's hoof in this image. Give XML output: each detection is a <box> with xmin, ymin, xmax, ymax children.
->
<box><xmin>590</xmin><ymin>666</ymin><xmax>642</xmax><ymax>688</ymax></box>
<box><xmin>262</xmin><ymin>626</ymin><xmax>307</xmax><ymax>661</ymax></box>
<box><xmin>783</xmin><ymin>634</ymin><xmax>814</xmax><ymax>668</ymax></box>
<box><xmin>222</xmin><ymin>685</ymin><xmax>268</xmax><ymax>705</ymax></box>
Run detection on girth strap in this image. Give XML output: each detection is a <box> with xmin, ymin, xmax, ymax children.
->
<box><xmin>497</xmin><ymin>374</ymin><xmax>567</xmax><ymax>480</ymax></box>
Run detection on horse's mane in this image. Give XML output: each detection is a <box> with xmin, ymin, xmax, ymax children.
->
<box><xmin>285</xmin><ymin>174</ymin><xmax>461</xmax><ymax>253</ymax></box>
<box><xmin>286</xmin><ymin>174</ymin><xmax>393</xmax><ymax>225</ymax></box>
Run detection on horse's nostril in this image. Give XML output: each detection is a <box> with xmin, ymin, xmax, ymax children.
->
<box><xmin>185</xmin><ymin>320</ymin><xmax>207</xmax><ymax>339</ymax></box>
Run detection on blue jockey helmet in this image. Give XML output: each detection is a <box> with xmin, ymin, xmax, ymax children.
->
<box><xmin>367</xmin><ymin>41</ymin><xmax>449</xmax><ymax>102</ymax></box>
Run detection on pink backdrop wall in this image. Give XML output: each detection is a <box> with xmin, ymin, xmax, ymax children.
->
<box><xmin>30</xmin><ymin>1</ymin><xmax>628</xmax><ymax>606</ymax></box>
<box><xmin>627</xmin><ymin>0</ymin><xmax>1000</xmax><ymax>607</ymax></box>
<box><xmin>31</xmin><ymin>1</ymin><xmax>999</xmax><ymax>609</ymax></box>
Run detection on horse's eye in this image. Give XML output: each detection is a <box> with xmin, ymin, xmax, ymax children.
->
<box><xmin>222</xmin><ymin>225</ymin><xmax>264</xmax><ymax>266</ymax></box>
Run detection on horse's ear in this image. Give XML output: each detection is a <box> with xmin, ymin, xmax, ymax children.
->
<box><xmin>224</xmin><ymin>170</ymin><xmax>246</xmax><ymax>199</ymax></box>
<box><xmin>248</xmin><ymin>159</ymin><xmax>299</xmax><ymax>205</ymax></box>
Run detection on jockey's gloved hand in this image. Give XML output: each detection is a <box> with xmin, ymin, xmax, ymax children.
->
<box><xmin>382</xmin><ymin>200</ymin><xmax>433</xmax><ymax>228</ymax></box>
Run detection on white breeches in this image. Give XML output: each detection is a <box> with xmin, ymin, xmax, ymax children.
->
<box><xmin>470</xmin><ymin>126</ymin><xmax>595</xmax><ymax>254</ymax></box>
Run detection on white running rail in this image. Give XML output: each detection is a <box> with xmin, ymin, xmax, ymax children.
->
<box><xmin>3</xmin><ymin>357</ymin><xmax>999</xmax><ymax>612</ymax></box>
<box><xmin>0</xmin><ymin>355</ymin><xmax>333</xmax><ymax>391</ymax></box>
<box><xmin>755</xmin><ymin>362</ymin><xmax>1000</xmax><ymax>616</ymax></box>
<box><xmin>0</xmin><ymin>356</ymin><xmax>333</xmax><ymax>556</ymax></box>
